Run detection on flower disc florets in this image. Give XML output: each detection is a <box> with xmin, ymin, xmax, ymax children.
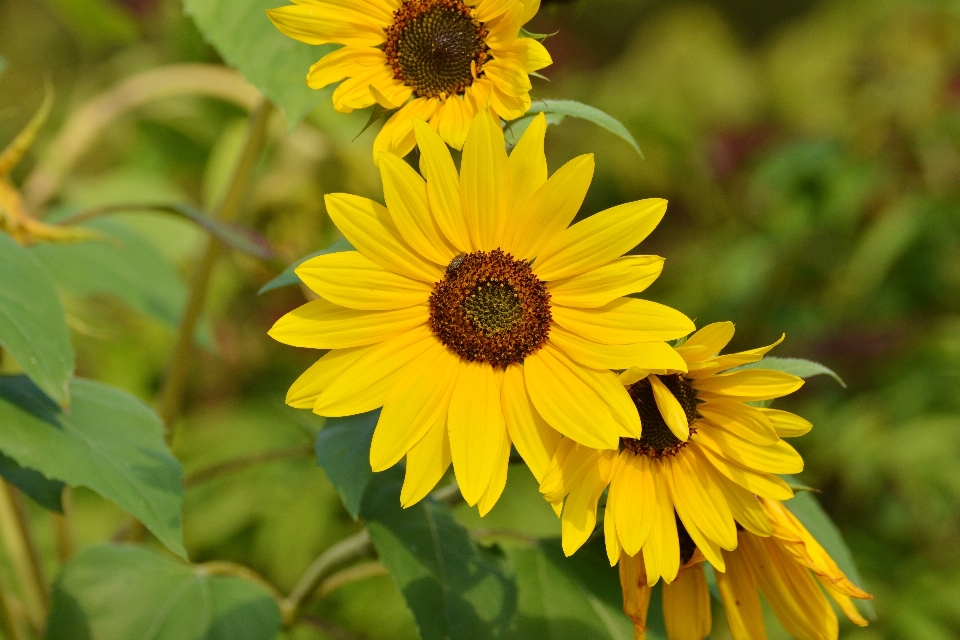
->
<box><xmin>385</xmin><ymin>0</ymin><xmax>489</xmax><ymax>99</ymax></box>
<box><xmin>622</xmin><ymin>374</ymin><xmax>700</xmax><ymax>458</ymax></box>
<box><xmin>429</xmin><ymin>249</ymin><xmax>551</xmax><ymax>368</ymax></box>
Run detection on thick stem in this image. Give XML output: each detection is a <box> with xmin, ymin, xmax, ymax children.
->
<box><xmin>157</xmin><ymin>98</ymin><xmax>273</xmax><ymax>440</ymax></box>
<box><xmin>52</xmin><ymin>486</ymin><xmax>76</xmax><ymax>564</ymax></box>
<box><xmin>0</xmin><ymin>576</ymin><xmax>27</xmax><ymax>640</ymax></box>
<box><xmin>0</xmin><ymin>482</ymin><xmax>47</xmax><ymax>633</ymax></box>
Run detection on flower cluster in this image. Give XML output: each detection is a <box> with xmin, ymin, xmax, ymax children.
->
<box><xmin>268</xmin><ymin>2</ymin><xmax>873</xmax><ymax>637</ymax></box>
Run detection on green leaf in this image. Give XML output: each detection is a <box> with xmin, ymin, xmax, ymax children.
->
<box><xmin>258</xmin><ymin>238</ymin><xmax>354</xmax><ymax>294</ymax></box>
<box><xmin>0</xmin><ymin>375</ymin><xmax>186</xmax><ymax>558</ymax></box>
<box><xmin>314</xmin><ymin>409</ymin><xmax>378</xmax><ymax>519</ymax></box>
<box><xmin>736</xmin><ymin>356</ymin><xmax>846</xmax><ymax>388</ymax></box>
<box><xmin>46</xmin><ymin>545</ymin><xmax>281</xmax><ymax>640</ymax></box>
<box><xmin>0</xmin><ymin>452</ymin><xmax>64</xmax><ymax>513</ymax></box>
<box><xmin>56</xmin><ymin>203</ymin><xmax>274</xmax><ymax>259</ymax></box>
<box><xmin>526</xmin><ymin>100</ymin><xmax>643</xmax><ymax>157</ymax></box>
<box><xmin>361</xmin><ymin>469</ymin><xmax>518</xmax><ymax>640</ymax></box>
<box><xmin>504</xmin><ymin>112</ymin><xmax>566</xmax><ymax>146</ymax></box>
<box><xmin>519</xmin><ymin>28</ymin><xmax>559</xmax><ymax>41</ymax></box>
<box><xmin>0</xmin><ymin>233</ymin><xmax>74</xmax><ymax>406</ymax></box>
<box><xmin>30</xmin><ymin>220</ymin><xmax>187</xmax><ymax>328</ymax></box>
<box><xmin>786</xmin><ymin>492</ymin><xmax>876</xmax><ymax>620</ymax></box>
<box><xmin>181</xmin><ymin>0</ymin><xmax>333</xmax><ymax>125</ymax></box>
<box><xmin>506</xmin><ymin>538</ymin><xmax>641</xmax><ymax>640</ymax></box>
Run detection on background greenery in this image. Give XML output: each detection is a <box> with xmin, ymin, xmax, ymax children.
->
<box><xmin>1</xmin><ymin>0</ymin><xmax>958</xmax><ymax>637</ymax></box>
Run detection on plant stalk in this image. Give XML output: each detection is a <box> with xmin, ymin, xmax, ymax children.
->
<box><xmin>157</xmin><ymin>98</ymin><xmax>273</xmax><ymax>440</ymax></box>
<box><xmin>52</xmin><ymin>486</ymin><xmax>76</xmax><ymax>563</ymax></box>
<box><xmin>0</xmin><ymin>482</ymin><xmax>47</xmax><ymax>633</ymax></box>
<box><xmin>0</xmin><ymin>576</ymin><xmax>26</xmax><ymax>640</ymax></box>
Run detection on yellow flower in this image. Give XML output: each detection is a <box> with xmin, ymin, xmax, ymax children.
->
<box><xmin>620</xmin><ymin>497</ymin><xmax>872</xmax><ymax>640</ymax></box>
<box><xmin>267</xmin><ymin>0</ymin><xmax>551</xmax><ymax>160</ymax></box>
<box><xmin>541</xmin><ymin>322</ymin><xmax>810</xmax><ymax>581</ymax></box>
<box><xmin>269</xmin><ymin>111</ymin><xmax>693</xmax><ymax>512</ymax></box>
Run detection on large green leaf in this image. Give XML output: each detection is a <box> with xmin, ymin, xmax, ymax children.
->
<box><xmin>526</xmin><ymin>100</ymin><xmax>642</xmax><ymax>156</ymax></box>
<box><xmin>361</xmin><ymin>469</ymin><xmax>517</xmax><ymax>640</ymax></box>
<box><xmin>506</xmin><ymin>539</ymin><xmax>638</xmax><ymax>640</ymax></box>
<box><xmin>0</xmin><ymin>452</ymin><xmax>65</xmax><ymax>513</ymax></box>
<box><xmin>786</xmin><ymin>492</ymin><xmax>876</xmax><ymax>620</ymax></box>
<box><xmin>0</xmin><ymin>375</ymin><xmax>186</xmax><ymax>558</ymax></box>
<box><xmin>258</xmin><ymin>237</ymin><xmax>354</xmax><ymax>294</ymax></box>
<box><xmin>0</xmin><ymin>233</ymin><xmax>74</xmax><ymax>405</ymax></box>
<box><xmin>736</xmin><ymin>356</ymin><xmax>846</xmax><ymax>387</ymax></box>
<box><xmin>181</xmin><ymin>0</ymin><xmax>332</xmax><ymax>125</ymax></box>
<box><xmin>31</xmin><ymin>220</ymin><xmax>186</xmax><ymax>328</ymax></box>
<box><xmin>46</xmin><ymin>545</ymin><xmax>281</xmax><ymax>640</ymax></box>
<box><xmin>314</xmin><ymin>408</ymin><xmax>378</xmax><ymax>519</ymax></box>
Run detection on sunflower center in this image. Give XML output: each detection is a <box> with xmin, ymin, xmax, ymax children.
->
<box><xmin>385</xmin><ymin>0</ymin><xmax>489</xmax><ymax>99</ymax></box>
<box><xmin>430</xmin><ymin>249</ymin><xmax>551</xmax><ymax>368</ymax></box>
<box><xmin>621</xmin><ymin>375</ymin><xmax>699</xmax><ymax>458</ymax></box>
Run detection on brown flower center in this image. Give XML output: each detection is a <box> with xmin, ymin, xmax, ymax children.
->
<box><xmin>429</xmin><ymin>250</ymin><xmax>551</xmax><ymax>368</ymax></box>
<box><xmin>621</xmin><ymin>374</ymin><xmax>699</xmax><ymax>459</ymax></box>
<box><xmin>385</xmin><ymin>0</ymin><xmax>489</xmax><ymax>99</ymax></box>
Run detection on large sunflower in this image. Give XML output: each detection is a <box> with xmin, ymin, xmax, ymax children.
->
<box><xmin>267</xmin><ymin>0</ymin><xmax>550</xmax><ymax>161</ymax></box>
<box><xmin>541</xmin><ymin>322</ymin><xmax>810</xmax><ymax>582</ymax></box>
<box><xmin>620</xmin><ymin>497</ymin><xmax>872</xmax><ymax>640</ymax></box>
<box><xmin>269</xmin><ymin>111</ymin><xmax>694</xmax><ymax>513</ymax></box>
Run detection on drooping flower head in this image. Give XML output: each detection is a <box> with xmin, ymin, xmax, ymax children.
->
<box><xmin>269</xmin><ymin>111</ymin><xmax>694</xmax><ymax>512</ymax></box>
<box><xmin>267</xmin><ymin>0</ymin><xmax>551</xmax><ymax>160</ymax></box>
<box><xmin>620</xmin><ymin>497</ymin><xmax>872</xmax><ymax>640</ymax></box>
<box><xmin>542</xmin><ymin>322</ymin><xmax>811</xmax><ymax>582</ymax></box>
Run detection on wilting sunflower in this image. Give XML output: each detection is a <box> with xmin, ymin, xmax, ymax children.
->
<box><xmin>267</xmin><ymin>0</ymin><xmax>550</xmax><ymax>160</ymax></box>
<box><xmin>269</xmin><ymin>111</ymin><xmax>693</xmax><ymax>513</ymax></box>
<box><xmin>620</xmin><ymin>497</ymin><xmax>872</xmax><ymax>640</ymax></box>
<box><xmin>541</xmin><ymin>321</ymin><xmax>811</xmax><ymax>583</ymax></box>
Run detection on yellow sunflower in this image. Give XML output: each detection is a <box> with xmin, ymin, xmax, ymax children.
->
<box><xmin>267</xmin><ymin>0</ymin><xmax>550</xmax><ymax>160</ymax></box>
<box><xmin>620</xmin><ymin>497</ymin><xmax>872</xmax><ymax>640</ymax></box>
<box><xmin>268</xmin><ymin>111</ymin><xmax>694</xmax><ymax>513</ymax></box>
<box><xmin>541</xmin><ymin>322</ymin><xmax>811</xmax><ymax>582</ymax></box>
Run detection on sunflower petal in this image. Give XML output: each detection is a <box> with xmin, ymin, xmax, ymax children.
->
<box><xmin>460</xmin><ymin>109</ymin><xmax>509</xmax><ymax>250</ymax></box>
<box><xmin>401</xmin><ymin>413</ymin><xmax>451</xmax><ymax>507</ymax></box>
<box><xmin>760</xmin><ymin>408</ymin><xmax>813</xmax><ymax>438</ymax></box>
<box><xmin>373</xmin><ymin>97</ymin><xmax>441</xmax><ymax>161</ymax></box>
<box><xmin>380</xmin><ymin>153</ymin><xmax>456</xmax><ymax>264</ymax></box>
<box><xmin>669</xmin><ymin>453</ymin><xmax>737</xmax><ymax>550</ymax></box>
<box><xmin>615</xmin><ymin>453</ymin><xmax>655</xmax><ymax>556</ymax></box>
<box><xmin>505</xmin><ymin>113</ymin><xmax>547</xmax><ymax>237</ymax></box>
<box><xmin>693</xmin><ymin>369</ymin><xmax>804</xmax><ymax>402</ymax></box>
<box><xmin>560</xmin><ymin>452</ymin><xmax>614</xmax><ymax>556</ymax></box>
<box><xmin>549</xmin><ymin>325</ymin><xmax>687</xmax><ymax>371</ymax></box>
<box><xmin>649</xmin><ymin>375</ymin><xmax>690</xmax><ymax>442</ymax></box>
<box><xmin>694</xmin><ymin>441</ymin><xmax>795</xmax><ymax>501</ymax></box>
<box><xmin>552</xmin><ymin>298</ymin><xmax>695</xmax><ymax>345</ymax></box>
<box><xmin>697</xmin><ymin>398</ymin><xmax>779</xmax><ymax>445</ymax></box>
<box><xmin>496</xmin><ymin>37</ymin><xmax>552</xmax><ymax>72</ymax></box>
<box><xmin>305</xmin><ymin>46</ymin><xmax>386</xmax><ymax>89</ymax></box>
<box><xmin>716</xmin><ymin>548</ymin><xmax>767</xmax><ymax>640</ymax></box>
<box><xmin>501</xmin><ymin>363</ymin><xmax>560</xmax><ymax>482</ymax></box>
<box><xmin>533</xmin><ymin>198</ymin><xmax>667</xmax><ymax>281</ymax></box>
<box><xmin>547</xmin><ymin>256</ymin><xmax>663</xmax><ymax>308</ymax></box>
<box><xmin>296</xmin><ymin>251</ymin><xmax>432</xmax><ymax>310</ymax></box>
<box><xmin>695</xmin><ymin>428</ymin><xmax>804</xmax><ymax>475</ymax></box>
<box><xmin>267</xmin><ymin>4</ymin><xmax>386</xmax><ymax>46</ymax></box>
<box><xmin>286</xmin><ymin>347</ymin><xmax>367</xmax><ymax>409</ymax></box>
<box><xmin>411</xmin><ymin>119</ymin><xmax>471</xmax><ymax>252</ymax></box>
<box><xmin>675</xmin><ymin>321</ymin><xmax>735</xmax><ymax>363</ymax></box>
<box><xmin>643</xmin><ymin>463</ymin><xmax>680</xmax><ymax>584</ymax></box>
<box><xmin>477</xmin><ymin>430</ymin><xmax>512</xmax><ymax>516</ymax></box>
<box><xmin>662</xmin><ymin>565</ymin><xmax>712</xmax><ymax>640</ymax></box>
<box><xmin>268</xmin><ymin>298</ymin><xmax>427</xmax><ymax>349</ymax></box>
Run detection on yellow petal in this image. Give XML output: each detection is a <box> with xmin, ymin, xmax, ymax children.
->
<box><xmin>460</xmin><ymin>109</ymin><xmax>509</xmax><ymax>250</ymax></box>
<box><xmin>668</xmin><ymin>453</ymin><xmax>737</xmax><ymax>551</ymax></box>
<box><xmin>760</xmin><ymin>408</ymin><xmax>813</xmax><ymax>438</ymax></box>
<box><xmin>473</xmin><ymin>0</ymin><xmax>514</xmax><ymax>22</ymax></box>
<box><xmin>697</xmin><ymin>398</ymin><xmax>779</xmax><ymax>445</ymax></box>
<box><xmin>286</xmin><ymin>346</ymin><xmax>367</xmax><ymax>409</ymax></box>
<box><xmin>436</xmin><ymin>94</ymin><xmax>472</xmax><ymax>150</ymax></box>
<box><xmin>604</xmin><ymin>499</ymin><xmax>621</xmax><ymax>567</ymax></box>
<box><xmin>508</xmin><ymin>154</ymin><xmax>594</xmax><ymax>260</ymax></box>
<box><xmin>642</xmin><ymin>463</ymin><xmax>680</xmax><ymax>585</ymax></box>
<box><xmin>693</xmin><ymin>442</ymin><xmax>795</xmax><ymax>501</ymax></box>
<box><xmin>330</xmin><ymin>66</ymin><xmax>392</xmax><ymax>112</ymax></box>
<box><xmin>819</xmin><ymin>576</ymin><xmax>871</xmax><ymax>627</ymax></box>
<box><xmin>695</xmin><ymin>427</ymin><xmax>804</xmax><ymax>475</ymax></box>
<box><xmin>369</xmin><ymin>343</ymin><xmax>460</xmax><ymax>471</ymax></box>
<box><xmin>560</xmin><ymin>451</ymin><xmax>613</xmax><ymax>556</ymax></box>
<box><xmin>379</xmin><ymin>153</ymin><xmax>456</xmax><ymax>264</ymax></box>
<box><xmin>266</xmin><ymin>5</ymin><xmax>385</xmax><ymax>46</ymax></box>
<box><xmin>373</xmin><ymin>97</ymin><xmax>440</xmax><ymax>161</ymax></box>
<box><xmin>314</xmin><ymin>325</ymin><xmax>434</xmax><ymax>416</ymax></box>
<box><xmin>619</xmin><ymin>552</ymin><xmax>653</xmax><ymax>634</ymax></box>
<box><xmin>662</xmin><ymin>564</ymin><xmax>711</xmax><ymax>640</ymax></box>
<box><xmin>501</xmin><ymin>363</ymin><xmax>560</xmax><ymax>482</ymax></box>
<box><xmin>675</xmin><ymin>321</ymin><xmax>735</xmax><ymax>363</ymax></box>
<box><xmin>490</xmin><ymin>85</ymin><xmax>531</xmax><ymax>121</ymax></box>
<box><xmin>685</xmin><ymin>334</ymin><xmax>785</xmax><ymax>378</ymax></box>
<box><xmin>448</xmin><ymin>363</ymin><xmax>508</xmax><ymax>506</ymax></box>
<box><xmin>519</xmin><ymin>0</ymin><xmax>539</xmax><ymax>23</ymax></box>
<box><xmin>496</xmin><ymin>37</ymin><xmax>551</xmax><ymax>72</ymax></box>
<box><xmin>324</xmin><ymin>193</ymin><xmax>442</xmax><ymax>282</ymax></box>
<box><xmin>547</xmin><ymin>256</ymin><xmax>663</xmax><ymax>308</ymax></box>
<box><xmin>401</xmin><ymin>412</ymin><xmax>451</xmax><ymax>507</ymax></box>
<box><xmin>477</xmin><ymin>430</ymin><xmax>512</xmax><ymax>516</ymax></box>
<box><xmin>484</xmin><ymin>58</ymin><xmax>532</xmax><ymax>98</ymax></box>
<box><xmin>710</xmin><ymin>464</ymin><xmax>772</xmax><ymax>537</ymax></box>
<box><xmin>484</xmin><ymin>0</ymin><xmax>523</xmax><ymax>48</ymax></box>
<box><xmin>411</xmin><ymin>119</ymin><xmax>471</xmax><ymax>252</ymax></box>
<box><xmin>533</xmin><ymin>198</ymin><xmax>667</xmax><ymax>281</ymax></box>
<box><xmin>268</xmin><ymin>298</ymin><xmax>427</xmax><ymax>349</ymax></box>
<box><xmin>505</xmin><ymin>113</ymin><xmax>547</xmax><ymax>238</ymax></box>
<box><xmin>537</xmin><ymin>437</ymin><xmax>577</xmax><ymax>503</ymax></box>
<box><xmin>693</xmin><ymin>369</ymin><xmax>804</xmax><ymax>402</ymax></box>
<box><xmin>716</xmin><ymin>548</ymin><xmax>767</xmax><ymax>640</ymax></box>
<box><xmin>649</xmin><ymin>375</ymin><xmax>690</xmax><ymax>442</ymax></box>
<box><xmin>614</xmin><ymin>452</ymin><xmax>655</xmax><ymax>557</ymax></box>
<box><xmin>525</xmin><ymin>343</ymin><xmax>636</xmax><ymax>448</ymax></box>
<box><xmin>549</xmin><ymin>325</ymin><xmax>687</xmax><ymax>372</ymax></box>
<box><xmin>296</xmin><ymin>251</ymin><xmax>432</xmax><ymax>310</ymax></box>
<box><xmin>552</xmin><ymin>299</ymin><xmax>695</xmax><ymax>345</ymax></box>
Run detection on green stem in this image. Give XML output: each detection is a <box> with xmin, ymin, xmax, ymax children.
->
<box><xmin>52</xmin><ymin>486</ymin><xmax>76</xmax><ymax>564</ymax></box>
<box><xmin>183</xmin><ymin>444</ymin><xmax>314</xmax><ymax>489</ymax></box>
<box><xmin>0</xmin><ymin>576</ymin><xmax>26</xmax><ymax>640</ymax></box>
<box><xmin>0</xmin><ymin>482</ymin><xmax>47</xmax><ymax>634</ymax></box>
<box><xmin>157</xmin><ymin>98</ymin><xmax>274</xmax><ymax>440</ymax></box>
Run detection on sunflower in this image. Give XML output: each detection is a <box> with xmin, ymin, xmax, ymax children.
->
<box><xmin>268</xmin><ymin>111</ymin><xmax>694</xmax><ymax>513</ymax></box>
<box><xmin>541</xmin><ymin>321</ymin><xmax>811</xmax><ymax>582</ymax></box>
<box><xmin>267</xmin><ymin>0</ymin><xmax>550</xmax><ymax>161</ymax></box>
<box><xmin>620</xmin><ymin>497</ymin><xmax>872</xmax><ymax>640</ymax></box>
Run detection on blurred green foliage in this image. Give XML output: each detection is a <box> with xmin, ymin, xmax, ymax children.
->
<box><xmin>2</xmin><ymin>0</ymin><xmax>959</xmax><ymax>637</ymax></box>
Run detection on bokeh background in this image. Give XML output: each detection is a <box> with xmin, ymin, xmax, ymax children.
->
<box><xmin>2</xmin><ymin>0</ymin><xmax>959</xmax><ymax>637</ymax></box>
